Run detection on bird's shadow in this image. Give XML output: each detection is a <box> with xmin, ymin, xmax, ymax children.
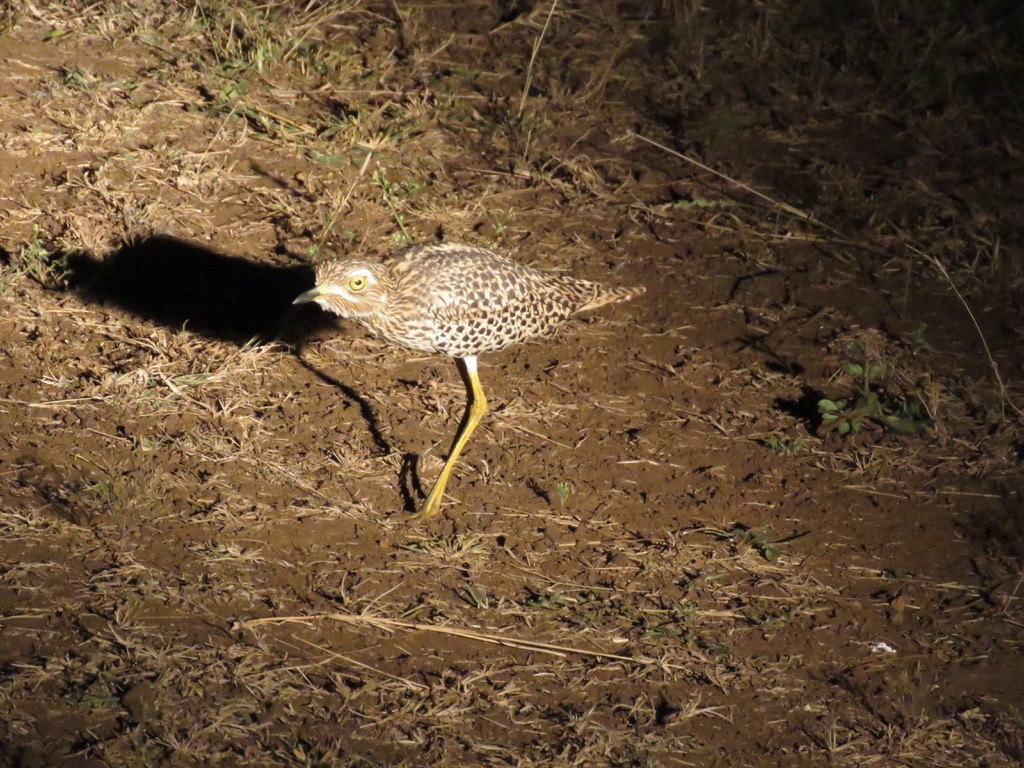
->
<box><xmin>292</xmin><ymin>353</ymin><xmax>422</xmax><ymax>513</ymax></box>
<box><xmin>56</xmin><ymin>234</ymin><xmax>401</xmax><ymax>492</ymax></box>
<box><xmin>65</xmin><ymin>233</ymin><xmax>323</xmax><ymax>343</ymax></box>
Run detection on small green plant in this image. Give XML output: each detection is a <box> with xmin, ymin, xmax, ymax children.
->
<box><xmin>556</xmin><ymin>480</ymin><xmax>572</xmax><ymax>506</ymax></box>
<box><xmin>490</xmin><ymin>209</ymin><xmax>515</xmax><ymax>239</ymax></box>
<box><xmin>700</xmin><ymin>524</ymin><xmax>806</xmax><ymax>563</ymax></box>
<box><xmin>643</xmin><ymin>600</ymin><xmax>700</xmax><ymax>638</ymax></box>
<box><xmin>740</xmin><ymin>598</ymin><xmax>797</xmax><ymax>628</ymax></box>
<box><xmin>9</xmin><ymin>227</ymin><xmax>71</xmax><ymax>290</ymax></box>
<box><xmin>761</xmin><ymin>437</ymin><xmax>808</xmax><ymax>454</ymax></box>
<box><xmin>818</xmin><ymin>349</ymin><xmax>931</xmax><ymax>436</ymax></box>
<box><xmin>462</xmin><ymin>583</ymin><xmax>489</xmax><ymax>610</ymax></box>
<box><xmin>903</xmin><ymin>323</ymin><xmax>930</xmax><ymax>353</ymax></box>
<box><xmin>56</xmin><ymin>65</ymin><xmax>94</xmax><ymax>90</ymax></box>
<box><xmin>732</xmin><ymin>526</ymin><xmax>782</xmax><ymax>562</ymax></box>
<box><xmin>307</xmin><ymin>150</ymin><xmax>354</xmax><ymax>165</ymax></box>
<box><xmin>372</xmin><ymin>169</ymin><xmax>417</xmax><ymax>245</ymax></box>
<box><xmin>524</xmin><ymin>591</ymin><xmax>570</xmax><ymax>610</ymax></box>
<box><xmin>86</xmin><ymin>479</ymin><xmax>116</xmax><ymax>501</ymax></box>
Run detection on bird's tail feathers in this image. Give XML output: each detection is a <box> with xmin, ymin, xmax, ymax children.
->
<box><xmin>580</xmin><ymin>284</ymin><xmax>646</xmax><ymax>312</ymax></box>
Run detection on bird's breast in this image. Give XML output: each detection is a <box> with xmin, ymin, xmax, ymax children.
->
<box><xmin>360</xmin><ymin>311</ymin><xmax>438</xmax><ymax>354</ymax></box>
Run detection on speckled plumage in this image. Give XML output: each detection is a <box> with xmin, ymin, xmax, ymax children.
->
<box><xmin>307</xmin><ymin>242</ymin><xmax>644</xmax><ymax>358</ymax></box>
<box><xmin>293</xmin><ymin>240</ymin><xmax>644</xmax><ymax>521</ymax></box>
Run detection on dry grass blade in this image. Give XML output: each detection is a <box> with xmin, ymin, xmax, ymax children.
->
<box><xmin>907</xmin><ymin>242</ymin><xmax>1024</xmax><ymax>421</ymax></box>
<box><xmin>518</xmin><ymin>0</ymin><xmax>559</xmax><ymax>118</ymax></box>
<box><xmin>238</xmin><ymin>612</ymin><xmax>689</xmax><ymax>671</ymax></box>
<box><xmin>627</xmin><ymin>130</ymin><xmax>831</xmax><ymax>229</ymax></box>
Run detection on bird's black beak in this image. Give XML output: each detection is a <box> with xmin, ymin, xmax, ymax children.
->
<box><xmin>292</xmin><ymin>288</ymin><xmax>322</xmax><ymax>305</ymax></box>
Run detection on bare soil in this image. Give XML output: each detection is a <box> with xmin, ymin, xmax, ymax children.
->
<box><xmin>1</xmin><ymin>2</ymin><xmax>1022</xmax><ymax>766</ymax></box>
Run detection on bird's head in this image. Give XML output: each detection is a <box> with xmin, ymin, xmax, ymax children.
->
<box><xmin>292</xmin><ymin>258</ymin><xmax>392</xmax><ymax>318</ymax></box>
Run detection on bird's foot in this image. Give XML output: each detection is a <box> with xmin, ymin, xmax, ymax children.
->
<box><xmin>393</xmin><ymin>488</ymin><xmax>444</xmax><ymax>524</ymax></box>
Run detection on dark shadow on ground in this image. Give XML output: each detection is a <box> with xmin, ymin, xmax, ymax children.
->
<box><xmin>66</xmin><ymin>233</ymin><xmax>334</xmax><ymax>344</ymax></box>
<box><xmin>293</xmin><ymin>354</ymin><xmax>393</xmax><ymax>457</ymax></box>
<box><xmin>774</xmin><ymin>388</ymin><xmax>825</xmax><ymax>433</ymax></box>
<box><xmin>63</xmin><ymin>234</ymin><xmax>403</xmax><ymax>497</ymax></box>
<box><xmin>294</xmin><ymin>356</ymin><xmax>437</xmax><ymax>515</ymax></box>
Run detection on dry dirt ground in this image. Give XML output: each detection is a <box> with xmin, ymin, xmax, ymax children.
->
<box><xmin>1</xmin><ymin>1</ymin><xmax>1023</xmax><ymax>766</ymax></box>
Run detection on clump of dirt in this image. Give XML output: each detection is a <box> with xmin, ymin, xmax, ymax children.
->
<box><xmin>0</xmin><ymin>1</ymin><xmax>1022</xmax><ymax>766</ymax></box>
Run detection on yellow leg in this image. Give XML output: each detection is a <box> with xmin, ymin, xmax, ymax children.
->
<box><xmin>412</xmin><ymin>356</ymin><xmax>488</xmax><ymax>521</ymax></box>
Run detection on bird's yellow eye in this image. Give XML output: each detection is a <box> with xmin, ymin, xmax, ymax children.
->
<box><xmin>348</xmin><ymin>275</ymin><xmax>367</xmax><ymax>292</ymax></box>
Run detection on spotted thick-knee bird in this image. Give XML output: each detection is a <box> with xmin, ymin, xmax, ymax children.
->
<box><xmin>293</xmin><ymin>241</ymin><xmax>644</xmax><ymax>521</ymax></box>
